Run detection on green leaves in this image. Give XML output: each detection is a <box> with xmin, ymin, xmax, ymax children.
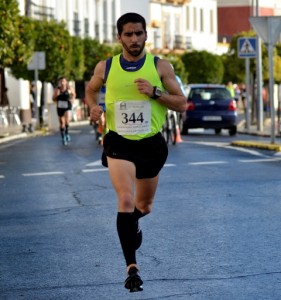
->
<box><xmin>181</xmin><ymin>50</ymin><xmax>223</xmax><ymax>84</ymax></box>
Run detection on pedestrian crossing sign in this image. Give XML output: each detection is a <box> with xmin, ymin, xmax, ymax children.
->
<box><xmin>238</xmin><ymin>37</ymin><xmax>257</xmax><ymax>58</ymax></box>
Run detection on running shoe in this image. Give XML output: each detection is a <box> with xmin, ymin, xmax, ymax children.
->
<box><xmin>124</xmin><ymin>266</ymin><xmax>143</xmax><ymax>292</ymax></box>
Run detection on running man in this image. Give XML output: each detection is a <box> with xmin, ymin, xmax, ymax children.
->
<box><xmin>85</xmin><ymin>12</ymin><xmax>186</xmax><ymax>292</ymax></box>
<box><xmin>52</xmin><ymin>77</ymin><xmax>76</xmax><ymax>145</ymax></box>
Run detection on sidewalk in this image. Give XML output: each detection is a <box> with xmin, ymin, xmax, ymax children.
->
<box><xmin>0</xmin><ymin>120</ymin><xmax>90</xmax><ymax>145</ymax></box>
<box><xmin>0</xmin><ymin>124</ymin><xmax>46</xmax><ymax>144</ymax></box>
<box><xmin>1</xmin><ymin>118</ymin><xmax>281</xmax><ymax>151</ymax></box>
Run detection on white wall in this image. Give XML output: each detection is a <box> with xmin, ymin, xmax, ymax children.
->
<box><xmin>119</xmin><ymin>0</ymin><xmax>149</xmax><ymax>22</ymax></box>
<box><xmin>5</xmin><ymin>69</ymin><xmax>29</xmax><ymax>109</ymax></box>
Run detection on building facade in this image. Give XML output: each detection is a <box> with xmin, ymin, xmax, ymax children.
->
<box><xmin>18</xmin><ymin>0</ymin><xmax>217</xmax><ymax>52</ymax></box>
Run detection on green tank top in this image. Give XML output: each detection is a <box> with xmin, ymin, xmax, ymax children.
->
<box><xmin>105</xmin><ymin>53</ymin><xmax>167</xmax><ymax>140</ymax></box>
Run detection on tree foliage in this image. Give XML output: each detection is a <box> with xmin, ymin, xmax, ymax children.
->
<box><xmin>83</xmin><ymin>38</ymin><xmax>114</xmax><ymax>80</ymax></box>
<box><xmin>181</xmin><ymin>50</ymin><xmax>224</xmax><ymax>84</ymax></box>
<box><xmin>163</xmin><ymin>54</ymin><xmax>188</xmax><ymax>84</ymax></box>
<box><xmin>70</xmin><ymin>36</ymin><xmax>85</xmax><ymax>81</ymax></box>
<box><xmin>0</xmin><ymin>0</ymin><xmax>22</xmax><ymax>67</ymax></box>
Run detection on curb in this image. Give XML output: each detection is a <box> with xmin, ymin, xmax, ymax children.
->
<box><xmin>231</xmin><ymin>140</ymin><xmax>281</xmax><ymax>152</ymax></box>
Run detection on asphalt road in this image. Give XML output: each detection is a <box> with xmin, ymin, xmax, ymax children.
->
<box><xmin>1</xmin><ymin>125</ymin><xmax>281</xmax><ymax>299</ymax></box>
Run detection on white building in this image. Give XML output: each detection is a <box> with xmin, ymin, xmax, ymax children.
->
<box><xmin>17</xmin><ymin>0</ymin><xmax>217</xmax><ymax>51</ymax></box>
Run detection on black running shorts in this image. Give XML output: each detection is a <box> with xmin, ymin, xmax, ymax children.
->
<box><xmin>57</xmin><ymin>102</ymin><xmax>72</xmax><ymax>117</ymax></box>
<box><xmin>102</xmin><ymin>131</ymin><xmax>168</xmax><ymax>179</ymax></box>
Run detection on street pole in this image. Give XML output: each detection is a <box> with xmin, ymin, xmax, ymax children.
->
<box><xmin>246</xmin><ymin>58</ymin><xmax>251</xmax><ymax>131</ymax></box>
<box><xmin>268</xmin><ymin>40</ymin><xmax>275</xmax><ymax>144</ymax></box>
<box><xmin>255</xmin><ymin>0</ymin><xmax>263</xmax><ymax>132</ymax></box>
<box><xmin>34</xmin><ymin>68</ymin><xmax>39</xmax><ymax>130</ymax></box>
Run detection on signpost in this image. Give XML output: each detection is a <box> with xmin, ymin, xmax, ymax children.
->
<box><xmin>250</xmin><ymin>16</ymin><xmax>281</xmax><ymax>144</ymax></box>
<box><xmin>238</xmin><ymin>37</ymin><xmax>257</xmax><ymax>131</ymax></box>
<box><xmin>28</xmin><ymin>51</ymin><xmax>46</xmax><ymax>128</ymax></box>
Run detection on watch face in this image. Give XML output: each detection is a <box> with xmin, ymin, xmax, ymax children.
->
<box><xmin>155</xmin><ymin>87</ymin><xmax>162</xmax><ymax>97</ymax></box>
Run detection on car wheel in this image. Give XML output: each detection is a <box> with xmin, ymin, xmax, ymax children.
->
<box><xmin>229</xmin><ymin>126</ymin><xmax>237</xmax><ymax>136</ymax></box>
<box><xmin>215</xmin><ymin>128</ymin><xmax>222</xmax><ymax>135</ymax></box>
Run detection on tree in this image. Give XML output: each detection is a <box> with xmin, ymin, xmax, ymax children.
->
<box><xmin>163</xmin><ymin>54</ymin><xmax>188</xmax><ymax>84</ymax></box>
<box><xmin>70</xmin><ymin>36</ymin><xmax>85</xmax><ymax>81</ymax></box>
<box><xmin>181</xmin><ymin>50</ymin><xmax>224</xmax><ymax>84</ymax></box>
<box><xmin>83</xmin><ymin>38</ymin><xmax>113</xmax><ymax>81</ymax></box>
<box><xmin>10</xmin><ymin>19</ymin><xmax>73</xmax><ymax>85</ymax></box>
<box><xmin>0</xmin><ymin>0</ymin><xmax>22</xmax><ymax>105</ymax></box>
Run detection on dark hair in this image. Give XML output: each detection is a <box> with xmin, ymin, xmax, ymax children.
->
<box><xmin>116</xmin><ymin>12</ymin><xmax>146</xmax><ymax>35</ymax></box>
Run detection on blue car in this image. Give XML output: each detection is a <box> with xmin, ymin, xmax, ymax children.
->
<box><xmin>180</xmin><ymin>84</ymin><xmax>238</xmax><ymax>136</ymax></box>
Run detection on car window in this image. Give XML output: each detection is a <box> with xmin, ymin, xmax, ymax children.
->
<box><xmin>189</xmin><ymin>87</ymin><xmax>231</xmax><ymax>100</ymax></box>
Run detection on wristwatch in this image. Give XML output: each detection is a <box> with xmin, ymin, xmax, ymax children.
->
<box><xmin>152</xmin><ymin>86</ymin><xmax>162</xmax><ymax>100</ymax></box>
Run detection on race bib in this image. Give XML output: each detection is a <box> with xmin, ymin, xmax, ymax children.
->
<box><xmin>57</xmin><ymin>100</ymin><xmax>68</xmax><ymax>109</ymax></box>
<box><xmin>115</xmin><ymin>101</ymin><xmax>151</xmax><ymax>135</ymax></box>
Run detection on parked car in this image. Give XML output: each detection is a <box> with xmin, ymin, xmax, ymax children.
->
<box><xmin>180</xmin><ymin>84</ymin><xmax>238</xmax><ymax>136</ymax></box>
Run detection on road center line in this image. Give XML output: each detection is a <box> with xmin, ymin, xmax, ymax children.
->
<box><xmin>22</xmin><ymin>172</ymin><xmax>64</xmax><ymax>176</ymax></box>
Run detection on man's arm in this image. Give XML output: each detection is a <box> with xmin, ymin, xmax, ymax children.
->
<box><xmin>134</xmin><ymin>59</ymin><xmax>186</xmax><ymax>113</ymax></box>
<box><xmin>52</xmin><ymin>86</ymin><xmax>60</xmax><ymax>102</ymax></box>
<box><xmin>85</xmin><ymin>61</ymin><xmax>106</xmax><ymax>122</ymax></box>
<box><xmin>154</xmin><ymin>59</ymin><xmax>186</xmax><ymax>112</ymax></box>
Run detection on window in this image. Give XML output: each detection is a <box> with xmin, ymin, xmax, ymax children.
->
<box><xmin>186</xmin><ymin>6</ymin><xmax>190</xmax><ymax>31</ymax></box>
<box><xmin>193</xmin><ymin>7</ymin><xmax>197</xmax><ymax>31</ymax></box>
<box><xmin>84</xmin><ymin>18</ymin><xmax>89</xmax><ymax>36</ymax></box>
<box><xmin>200</xmin><ymin>8</ymin><xmax>203</xmax><ymax>32</ymax></box>
<box><xmin>210</xmin><ymin>10</ymin><xmax>214</xmax><ymax>34</ymax></box>
<box><xmin>73</xmin><ymin>12</ymin><xmax>80</xmax><ymax>36</ymax></box>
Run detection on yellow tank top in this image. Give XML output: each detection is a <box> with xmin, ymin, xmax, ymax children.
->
<box><xmin>105</xmin><ymin>53</ymin><xmax>167</xmax><ymax>140</ymax></box>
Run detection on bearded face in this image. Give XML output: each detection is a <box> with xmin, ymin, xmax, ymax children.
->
<box><xmin>118</xmin><ymin>23</ymin><xmax>147</xmax><ymax>59</ymax></box>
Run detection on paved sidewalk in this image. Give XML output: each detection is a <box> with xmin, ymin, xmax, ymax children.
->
<box><xmin>0</xmin><ymin>120</ymin><xmax>90</xmax><ymax>144</ymax></box>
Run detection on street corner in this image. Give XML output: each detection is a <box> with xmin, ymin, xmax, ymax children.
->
<box><xmin>231</xmin><ymin>140</ymin><xmax>281</xmax><ymax>152</ymax></box>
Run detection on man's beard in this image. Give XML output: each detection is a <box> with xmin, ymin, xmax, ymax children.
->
<box><xmin>122</xmin><ymin>41</ymin><xmax>145</xmax><ymax>57</ymax></box>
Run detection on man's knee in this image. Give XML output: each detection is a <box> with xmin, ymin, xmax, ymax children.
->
<box><xmin>119</xmin><ymin>192</ymin><xmax>135</xmax><ymax>211</ymax></box>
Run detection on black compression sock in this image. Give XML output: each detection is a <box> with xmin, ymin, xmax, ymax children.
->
<box><xmin>60</xmin><ymin>127</ymin><xmax>65</xmax><ymax>138</ymax></box>
<box><xmin>65</xmin><ymin>124</ymin><xmax>69</xmax><ymax>135</ymax></box>
<box><xmin>133</xmin><ymin>207</ymin><xmax>147</xmax><ymax>221</ymax></box>
<box><xmin>117</xmin><ymin>212</ymin><xmax>137</xmax><ymax>266</ymax></box>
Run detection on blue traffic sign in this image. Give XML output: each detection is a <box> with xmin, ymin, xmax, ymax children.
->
<box><xmin>238</xmin><ymin>37</ymin><xmax>257</xmax><ymax>58</ymax></box>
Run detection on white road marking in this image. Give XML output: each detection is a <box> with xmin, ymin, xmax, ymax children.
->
<box><xmin>239</xmin><ymin>158</ymin><xmax>281</xmax><ymax>163</ymax></box>
<box><xmin>22</xmin><ymin>171</ymin><xmax>64</xmax><ymax>177</ymax></box>
<box><xmin>0</xmin><ymin>175</ymin><xmax>5</xmax><ymax>178</ymax></box>
<box><xmin>164</xmin><ymin>163</ymin><xmax>176</xmax><ymax>167</ymax></box>
<box><xmin>191</xmin><ymin>141</ymin><xmax>268</xmax><ymax>157</ymax></box>
<box><xmin>85</xmin><ymin>160</ymin><xmax>102</xmax><ymax>167</ymax></box>
<box><xmin>82</xmin><ymin>168</ymin><xmax>108</xmax><ymax>173</ymax></box>
<box><xmin>189</xmin><ymin>161</ymin><xmax>227</xmax><ymax>165</ymax></box>
<box><xmin>224</xmin><ymin>145</ymin><xmax>268</xmax><ymax>157</ymax></box>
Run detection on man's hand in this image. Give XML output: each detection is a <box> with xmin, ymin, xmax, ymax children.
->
<box><xmin>90</xmin><ymin>105</ymin><xmax>104</xmax><ymax>122</ymax></box>
<box><xmin>134</xmin><ymin>79</ymin><xmax>154</xmax><ymax>98</ymax></box>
